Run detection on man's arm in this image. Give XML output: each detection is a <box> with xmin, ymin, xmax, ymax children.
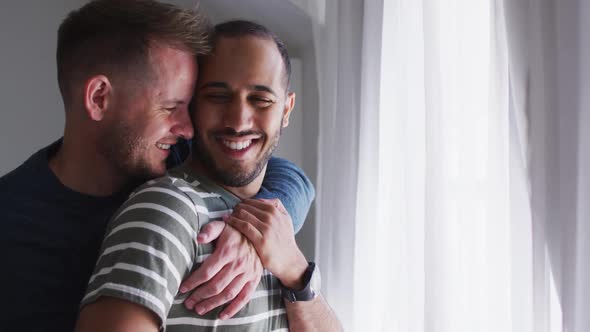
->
<box><xmin>257</xmin><ymin>156</ymin><xmax>315</xmax><ymax>233</ymax></box>
<box><xmin>227</xmin><ymin>198</ymin><xmax>343</xmax><ymax>331</ymax></box>
<box><xmin>76</xmin><ymin>298</ymin><xmax>158</xmax><ymax>332</ymax></box>
<box><xmin>76</xmin><ymin>180</ymin><xmax>200</xmax><ymax>331</ymax></box>
<box><xmin>178</xmin><ymin>157</ymin><xmax>314</xmax><ymax>316</ymax></box>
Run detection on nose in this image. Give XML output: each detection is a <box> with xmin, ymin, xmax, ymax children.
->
<box><xmin>170</xmin><ymin>108</ymin><xmax>194</xmax><ymax>140</ymax></box>
<box><xmin>223</xmin><ymin>97</ymin><xmax>253</xmax><ymax>133</ymax></box>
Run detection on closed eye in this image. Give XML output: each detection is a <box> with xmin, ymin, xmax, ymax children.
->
<box><xmin>205</xmin><ymin>94</ymin><xmax>231</xmax><ymax>103</ymax></box>
<box><xmin>249</xmin><ymin>96</ymin><xmax>274</xmax><ymax>108</ymax></box>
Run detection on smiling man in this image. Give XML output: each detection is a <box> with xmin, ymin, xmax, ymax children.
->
<box><xmin>76</xmin><ymin>20</ymin><xmax>341</xmax><ymax>331</ymax></box>
<box><xmin>192</xmin><ymin>37</ymin><xmax>289</xmax><ymax>196</ymax></box>
<box><xmin>0</xmin><ymin>2</ymin><xmax>315</xmax><ymax>331</ymax></box>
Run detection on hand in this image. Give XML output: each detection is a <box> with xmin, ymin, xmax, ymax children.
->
<box><xmin>179</xmin><ymin>221</ymin><xmax>263</xmax><ymax>319</ymax></box>
<box><xmin>226</xmin><ymin>198</ymin><xmax>308</xmax><ymax>289</ymax></box>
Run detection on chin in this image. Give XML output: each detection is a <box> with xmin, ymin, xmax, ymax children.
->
<box><xmin>214</xmin><ymin>162</ymin><xmax>262</xmax><ymax>187</ymax></box>
<box><xmin>151</xmin><ymin>164</ymin><xmax>168</xmax><ymax>178</ymax></box>
<box><xmin>129</xmin><ymin>162</ymin><xmax>166</xmax><ymax>182</ymax></box>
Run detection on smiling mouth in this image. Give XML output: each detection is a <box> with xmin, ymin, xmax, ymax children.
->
<box><xmin>156</xmin><ymin>143</ymin><xmax>172</xmax><ymax>150</ymax></box>
<box><xmin>216</xmin><ymin>136</ymin><xmax>262</xmax><ymax>155</ymax></box>
<box><xmin>221</xmin><ymin>139</ymin><xmax>253</xmax><ymax>151</ymax></box>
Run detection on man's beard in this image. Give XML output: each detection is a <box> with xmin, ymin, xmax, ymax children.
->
<box><xmin>192</xmin><ymin>127</ymin><xmax>281</xmax><ymax>187</ymax></box>
<box><xmin>97</xmin><ymin>120</ymin><xmax>156</xmax><ymax>184</ymax></box>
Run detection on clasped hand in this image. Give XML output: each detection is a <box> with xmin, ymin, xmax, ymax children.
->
<box><xmin>178</xmin><ymin>198</ymin><xmax>306</xmax><ymax>319</ymax></box>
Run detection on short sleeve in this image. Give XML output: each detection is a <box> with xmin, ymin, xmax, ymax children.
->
<box><xmin>80</xmin><ymin>178</ymin><xmax>202</xmax><ymax>326</ymax></box>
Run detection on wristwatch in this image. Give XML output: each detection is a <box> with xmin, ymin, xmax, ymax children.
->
<box><xmin>281</xmin><ymin>262</ymin><xmax>321</xmax><ymax>302</ymax></box>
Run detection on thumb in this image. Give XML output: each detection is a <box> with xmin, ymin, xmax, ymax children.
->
<box><xmin>197</xmin><ymin>220</ymin><xmax>226</xmax><ymax>244</ymax></box>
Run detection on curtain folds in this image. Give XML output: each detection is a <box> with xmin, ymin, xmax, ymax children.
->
<box><xmin>313</xmin><ymin>0</ymin><xmax>581</xmax><ymax>331</ymax></box>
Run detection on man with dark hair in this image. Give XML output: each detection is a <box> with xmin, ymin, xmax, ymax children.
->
<box><xmin>0</xmin><ymin>2</ymin><xmax>314</xmax><ymax>331</ymax></box>
<box><xmin>76</xmin><ymin>20</ymin><xmax>341</xmax><ymax>332</ymax></box>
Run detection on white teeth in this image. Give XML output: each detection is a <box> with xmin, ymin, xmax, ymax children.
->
<box><xmin>156</xmin><ymin>143</ymin><xmax>171</xmax><ymax>150</ymax></box>
<box><xmin>222</xmin><ymin>139</ymin><xmax>252</xmax><ymax>151</ymax></box>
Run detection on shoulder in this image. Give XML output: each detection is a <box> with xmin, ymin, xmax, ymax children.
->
<box><xmin>127</xmin><ymin>175</ymin><xmax>199</xmax><ymax>210</ymax></box>
<box><xmin>265</xmin><ymin>156</ymin><xmax>314</xmax><ymax>195</ymax></box>
<box><xmin>111</xmin><ymin>173</ymin><xmax>213</xmax><ymax>236</ymax></box>
<box><xmin>0</xmin><ymin>150</ymin><xmax>43</xmax><ymax>188</ymax></box>
<box><xmin>0</xmin><ymin>141</ymin><xmax>61</xmax><ymax>192</ymax></box>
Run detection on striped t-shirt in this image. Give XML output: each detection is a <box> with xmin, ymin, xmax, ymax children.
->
<box><xmin>81</xmin><ymin>167</ymin><xmax>288</xmax><ymax>331</ymax></box>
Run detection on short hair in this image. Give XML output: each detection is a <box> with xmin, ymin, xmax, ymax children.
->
<box><xmin>210</xmin><ymin>20</ymin><xmax>292</xmax><ymax>91</ymax></box>
<box><xmin>56</xmin><ymin>0</ymin><xmax>211</xmax><ymax>107</ymax></box>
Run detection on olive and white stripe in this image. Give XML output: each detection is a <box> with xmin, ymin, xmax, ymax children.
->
<box><xmin>82</xmin><ymin>170</ymin><xmax>288</xmax><ymax>331</ymax></box>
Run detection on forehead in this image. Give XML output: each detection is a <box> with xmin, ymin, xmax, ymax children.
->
<box><xmin>198</xmin><ymin>36</ymin><xmax>285</xmax><ymax>92</ymax></box>
<box><xmin>149</xmin><ymin>44</ymin><xmax>197</xmax><ymax>80</ymax></box>
<box><xmin>145</xmin><ymin>44</ymin><xmax>198</xmax><ymax>99</ymax></box>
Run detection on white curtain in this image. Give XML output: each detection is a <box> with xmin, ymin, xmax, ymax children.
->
<box><xmin>312</xmin><ymin>0</ymin><xmax>581</xmax><ymax>331</ymax></box>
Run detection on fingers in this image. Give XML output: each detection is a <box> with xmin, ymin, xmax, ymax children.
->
<box><xmin>184</xmin><ymin>263</ymin><xmax>236</xmax><ymax>311</ymax></box>
<box><xmin>197</xmin><ymin>220</ymin><xmax>226</xmax><ymax>244</ymax></box>
<box><xmin>218</xmin><ymin>280</ymin><xmax>259</xmax><ymax>319</ymax></box>
<box><xmin>180</xmin><ymin>244</ymin><xmax>228</xmax><ymax>294</ymax></box>
<box><xmin>256</xmin><ymin>198</ymin><xmax>288</xmax><ymax>215</ymax></box>
<box><xmin>242</xmin><ymin>198</ymin><xmax>279</xmax><ymax>214</ymax></box>
<box><xmin>226</xmin><ymin>211</ymin><xmax>264</xmax><ymax>237</ymax></box>
<box><xmin>189</xmin><ymin>272</ymin><xmax>248</xmax><ymax>316</ymax></box>
<box><xmin>241</xmin><ymin>199</ymin><xmax>289</xmax><ymax>221</ymax></box>
<box><xmin>235</xmin><ymin>200</ymin><xmax>292</xmax><ymax>233</ymax></box>
<box><xmin>234</xmin><ymin>202</ymin><xmax>268</xmax><ymax>223</ymax></box>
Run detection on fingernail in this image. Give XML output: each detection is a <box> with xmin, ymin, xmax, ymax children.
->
<box><xmin>185</xmin><ymin>300</ymin><xmax>195</xmax><ymax>310</ymax></box>
<box><xmin>220</xmin><ymin>314</ymin><xmax>228</xmax><ymax>320</ymax></box>
<box><xmin>196</xmin><ymin>306</ymin><xmax>205</xmax><ymax>315</ymax></box>
<box><xmin>180</xmin><ymin>286</ymin><xmax>188</xmax><ymax>294</ymax></box>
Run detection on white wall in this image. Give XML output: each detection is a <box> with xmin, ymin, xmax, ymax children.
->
<box><xmin>0</xmin><ymin>0</ymin><xmax>84</xmax><ymax>175</ymax></box>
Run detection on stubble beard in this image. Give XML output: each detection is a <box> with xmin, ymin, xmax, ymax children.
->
<box><xmin>193</xmin><ymin>126</ymin><xmax>282</xmax><ymax>187</ymax></box>
<box><xmin>98</xmin><ymin>120</ymin><xmax>158</xmax><ymax>184</ymax></box>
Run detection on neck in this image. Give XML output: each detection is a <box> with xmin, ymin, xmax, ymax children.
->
<box><xmin>189</xmin><ymin>158</ymin><xmax>266</xmax><ymax>199</ymax></box>
<box><xmin>49</xmin><ymin>126</ymin><xmax>129</xmax><ymax>197</ymax></box>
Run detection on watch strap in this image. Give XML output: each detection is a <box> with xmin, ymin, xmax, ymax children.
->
<box><xmin>281</xmin><ymin>262</ymin><xmax>318</xmax><ymax>302</ymax></box>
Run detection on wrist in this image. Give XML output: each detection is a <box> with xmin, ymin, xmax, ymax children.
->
<box><xmin>280</xmin><ymin>261</ymin><xmax>319</xmax><ymax>303</ymax></box>
<box><xmin>278</xmin><ymin>254</ymin><xmax>308</xmax><ymax>290</ymax></box>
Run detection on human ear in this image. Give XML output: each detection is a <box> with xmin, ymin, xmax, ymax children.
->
<box><xmin>84</xmin><ymin>75</ymin><xmax>112</xmax><ymax>121</ymax></box>
<box><xmin>282</xmin><ymin>92</ymin><xmax>296</xmax><ymax>128</ymax></box>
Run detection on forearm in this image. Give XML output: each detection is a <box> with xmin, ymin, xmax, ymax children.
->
<box><xmin>226</xmin><ymin>199</ymin><xmax>342</xmax><ymax>330</ymax></box>
<box><xmin>274</xmin><ymin>253</ymin><xmax>342</xmax><ymax>331</ymax></box>
<box><xmin>284</xmin><ymin>295</ymin><xmax>343</xmax><ymax>332</ymax></box>
<box><xmin>76</xmin><ymin>297</ymin><xmax>160</xmax><ymax>332</ymax></box>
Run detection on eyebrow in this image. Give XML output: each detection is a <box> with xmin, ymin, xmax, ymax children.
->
<box><xmin>162</xmin><ymin>99</ymin><xmax>187</xmax><ymax>105</ymax></box>
<box><xmin>199</xmin><ymin>81</ymin><xmax>277</xmax><ymax>96</ymax></box>
<box><xmin>249</xmin><ymin>85</ymin><xmax>277</xmax><ymax>96</ymax></box>
<box><xmin>199</xmin><ymin>81</ymin><xmax>230</xmax><ymax>90</ymax></box>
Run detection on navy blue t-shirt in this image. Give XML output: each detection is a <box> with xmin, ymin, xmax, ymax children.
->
<box><xmin>0</xmin><ymin>140</ymin><xmax>314</xmax><ymax>331</ymax></box>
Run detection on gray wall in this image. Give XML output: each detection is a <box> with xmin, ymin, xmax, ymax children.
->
<box><xmin>0</xmin><ymin>0</ymin><xmax>85</xmax><ymax>175</ymax></box>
